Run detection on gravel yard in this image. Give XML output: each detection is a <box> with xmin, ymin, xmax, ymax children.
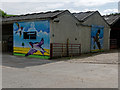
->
<box><xmin>64</xmin><ymin>49</ymin><xmax>119</xmax><ymax>64</ymax></box>
<box><xmin>2</xmin><ymin>49</ymin><xmax>119</xmax><ymax>88</ymax></box>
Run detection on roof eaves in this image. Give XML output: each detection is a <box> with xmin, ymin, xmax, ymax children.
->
<box><xmin>2</xmin><ymin>17</ymin><xmax>52</xmax><ymax>24</ymax></box>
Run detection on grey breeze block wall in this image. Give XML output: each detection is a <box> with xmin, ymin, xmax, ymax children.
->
<box><xmin>78</xmin><ymin>25</ymin><xmax>91</xmax><ymax>53</ymax></box>
<box><xmin>50</xmin><ymin>11</ymin><xmax>80</xmax><ymax>44</ymax></box>
<box><xmin>83</xmin><ymin>12</ymin><xmax>110</xmax><ymax>51</ymax></box>
<box><xmin>50</xmin><ymin>11</ymin><xmax>83</xmax><ymax>56</ymax></box>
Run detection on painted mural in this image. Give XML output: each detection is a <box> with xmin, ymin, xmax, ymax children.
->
<box><xmin>13</xmin><ymin>20</ymin><xmax>50</xmax><ymax>59</ymax></box>
<box><xmin>91</xmin><ymin>25</ymin><xmax>104</xmax><ymax>52</ymax></box>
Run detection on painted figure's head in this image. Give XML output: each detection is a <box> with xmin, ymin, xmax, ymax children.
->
<box><xmin>21</xmin><ymin>27</ymin><xmax>23</xmax><ymax>30</ymax></box>
<box><xmin>97</xmin><ymin>29</ymin><xmax>100</xmax><ymax>34</ymax></box>
<box><xmin>41</xmin><ymin>38</ymin><xmax>44</xmax><ymax>41</ymax></box>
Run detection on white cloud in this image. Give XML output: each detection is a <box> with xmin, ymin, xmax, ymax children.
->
<box><xmin>44</xmin><ymin>32</ymin><xmax>48</xmax><ymax>35</ymax></box>
<box><xmin>73</xmin><ymin>0</ymin><xmax>119</xmax><ymax>7</ymax></box>
<box><xmin>39</xmin><ymin>30</ymin><xmax>42</xmax><ymax>33</ymax></box>
<box><xmin>1</xmin><ymin>0</ymin><xmax>119</xmax><ymax>6</ymax></box>
<box><xmin>38</xmin><ymin>30</ymin><xmax>48</xmax><ymax>36</ymax></box>
<box><xmin>1</xmin><ymin>0</ymin><xmax>73</xmax><ymax>2</ymax></box>
<box><xmin>103</xmin><ymin>9</ymin><xmax>118</xmax><ymax>15</ymax></box>
<box><xmin>0</xmin><ymin>1</ymin><xmax>119</xmax><ymax>15</ymax></box>
<box><xmin>69</xmin><ymin>8</ymin><xmax>99</xmax><ymax>13</ymax></box>
<box><xmin>35</xmin><ymin>3</ymin><xmax>64</xmax><ymax>12</ymax></box>
<box><xmin>82</xmin><ymin>9</ymin><xmax>98</xmax><ymax>12</ymax></box>
<box><xmin>1</xmin><ymin>2</ymin><xmax>64</xmax><ymax>15</ymax></box>
<box><xmin>69</xmin><ymin>9</ymin><xmax>81</xmax><ymax>13</ymax></box>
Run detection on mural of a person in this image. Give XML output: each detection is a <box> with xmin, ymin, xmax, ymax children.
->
<box><xmin>93</xmin><ymin>29</ymin><xmax>101</xmax><ymax>50</ymax></box>
<box><xmin>25</xmin><ymin>38</ymin><xmax>49</xmax><ymax>56</ymax></box>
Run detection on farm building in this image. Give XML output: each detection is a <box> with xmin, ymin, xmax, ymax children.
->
<box><xmin>104</xmin><ymin>14</ymin><xmax>120</xmax><ymax>49</ymax></box>
<box><xmin>2</xmin><ymin>10</ymin><xmax>110</xmax><ymax>59</ymax></box>
<box><xmin>73</xmin><ymin>11</ymin><xmax>110</xmax><ymax>52</ymax></box>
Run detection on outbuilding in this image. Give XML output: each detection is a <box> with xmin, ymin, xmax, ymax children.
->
<box><xmin>104</xmin><ymin>14</ymin><xmax>120</xmax><ymax>49</ymax></box>
<box><xmin>2</xmin><ymin>10</ymin><xmax>110</xmax><ymax>59</ymax></box>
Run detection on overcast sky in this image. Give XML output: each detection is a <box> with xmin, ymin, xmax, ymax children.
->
<box><xmin>0</xmin><ymin>0</ymin><xmax>119</xmax><ymax>15</ymax></box>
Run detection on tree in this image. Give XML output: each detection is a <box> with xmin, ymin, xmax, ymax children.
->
<box><xmin>110</xmin><ymin>13</ymin><xmax>120</xmax><ymax>15</ymax></box>
<box><xmin>0</xmin><ymin>9</ymin><xmax>7</xmax><ymax>17</ymax></box>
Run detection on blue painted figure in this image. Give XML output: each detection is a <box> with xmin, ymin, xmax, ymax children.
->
<box><xmin>93</xmin><ymin>29</ymin><xmax>101</xmax><ymax>50</ymax></box>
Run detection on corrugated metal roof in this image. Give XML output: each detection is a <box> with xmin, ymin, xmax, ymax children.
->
<box><xmin>2</xmin><ymin>10</ymin><xmax>66</xmax><ymax>22</ymax></box>
<box><xmin>73</xmin><ymin>11</ymin><xmax>96</xmax><ymax>21</ymax></box>
<box><xmin>103</xmin><ymin>14</ymin><xmax>120</xmax><ymax>25</ymax></box>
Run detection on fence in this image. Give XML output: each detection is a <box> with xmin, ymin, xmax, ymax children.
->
<box><xmin>110</xmin><ymin>39</ymin><xmax>117</xmax><ymax>49</ymax></box>
<box><xmin>50</xmin><ymin>43</ymin><xmax>81</xmax><ymax>58</ymax></box>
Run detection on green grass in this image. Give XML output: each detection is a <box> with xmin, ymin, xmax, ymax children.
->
<box><xmin>14</xmin><ymin>53</ymin><xmax>50</xmax><ymax>59</ymax></box>
<box><xmin>91</xmin><ymin>50</ymin><xmax>104</xmax><ymax>53</ymax></box>
<box><xmin>6</xmin><ymin>14</ymin><xmax>16</xmax><ymax>17</ymax></box>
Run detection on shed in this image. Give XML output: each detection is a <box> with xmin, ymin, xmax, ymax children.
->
<box><xmin>73</xmin><ymin>11</ymin><xmax>110</xmax><ymax>53</ymax></box>
<box><xmin>2</xmin><ymin>10</ymin><xmax>110</xmax><ymax>59</ymax></box>
<box><xmin>2</xmin><ymin>10</ymin><xmax>82</xmax><ymax>59</ymax></box>
<box><xmin>104</xmin><ymin>14</ymin><xmax>120</xmax><ymax>49</ymax></box>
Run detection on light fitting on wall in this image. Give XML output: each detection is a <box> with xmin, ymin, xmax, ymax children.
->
<box><xmin>53</xmin><ymin>19</ymin><xmax>60</xmax><ymax>23</ymax></box>
<box><xmin>75</xmin><ymin>38</ymin><xmax>77</xmax><ymax>40</ymax></box>
<box><xmin>52</xmin><ymin>34</ymin><xmax>54</xmax><ymax>37</ymax></box>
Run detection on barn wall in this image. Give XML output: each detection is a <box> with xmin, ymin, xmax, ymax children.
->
<box><xmin>104</xmin><ymin>27</ymin><xmax>110</xmax><ymax>50</ymax></box>
<box><xmin>0</xmin><ymin>19</ymin><xmax>2</xmax><ymax>53</ymax></box>
<box><xmin>78</xmin><ymin>25</ymin><xmax>91</xmax><ymax>53</ymax></box>
<box><xmin>50</xmin><ymin>11</ymin><xmax>80</xmax><ymax>44</ymax></box>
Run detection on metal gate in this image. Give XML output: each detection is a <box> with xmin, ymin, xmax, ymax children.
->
<box><xmin>110</xmin><ymin>39</ymin><xmax>117</xmax><ymax>49</ymax></box>
<box><xmin>50</xmin><ymin>43</ymin><xmax>81</xmax><ymax>58</ymax></box>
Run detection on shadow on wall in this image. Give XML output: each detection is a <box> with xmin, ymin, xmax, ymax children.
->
<box><xmin>0</xmin><ymin>41</ymin><xmax>1</xmax><ymax>53</ymax></box>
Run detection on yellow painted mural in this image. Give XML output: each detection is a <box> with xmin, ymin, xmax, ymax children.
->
<box><xmin>14</xmin><ymin>47</ymin><xmax>50</xmax><ymax>56</ymax></box>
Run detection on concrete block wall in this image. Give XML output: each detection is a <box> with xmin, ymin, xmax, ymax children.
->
<box><xmin>50</xmin><ymin>11</ymin><xmax>80</xmax><ymax>44</ymax></box>
<box><xmin>78</xmin><ymin>25</ymin><xmax>91</xmax><ymax>53</ymax></box>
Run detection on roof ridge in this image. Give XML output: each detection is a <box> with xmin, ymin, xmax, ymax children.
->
<box><xmin>103</xmin><ymin>13</ymin><xmax>120</xmax><ymax>25</ymax></box>
<box><xmin>72</xmin><ymin>11</ymin><xmax>96</xmax><ymax>14</ymax></box>
<box><xmin>73</xmin><ymin>11</ymin><xmax>97</xmax><ymax>21</ymax></box>
<box><xmin>3</xmin><ymin>10</ymin><xmax>66</xmax><ymax>18</ymax></box>
<box><xmin>82</xmin><ymin>11</ymin><xmax>97</xmax><ymax>21</ymax></box>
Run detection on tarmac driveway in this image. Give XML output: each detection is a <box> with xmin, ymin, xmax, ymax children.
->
<box><xmin>2</xmin><ymin>50</ymin><xmax>119</xmax><ymax>88</ymax></box>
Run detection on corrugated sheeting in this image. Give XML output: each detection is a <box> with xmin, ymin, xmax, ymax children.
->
<box><xmin>103</xmin><ymin>14</ymin><xmax>120</xmax><ymax>25</ymax></box>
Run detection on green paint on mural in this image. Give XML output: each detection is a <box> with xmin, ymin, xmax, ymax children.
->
<box><xmin>14</xmin><ymin>53</ymin><xmax>50</xmax><ymax>59</ymax></box>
